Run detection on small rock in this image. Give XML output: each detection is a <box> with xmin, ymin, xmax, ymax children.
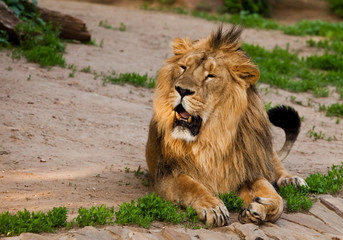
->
<box><xmin>162</xmin><ymin>227</ymin><xmax>191</xmax><ymax>240</ymax></box>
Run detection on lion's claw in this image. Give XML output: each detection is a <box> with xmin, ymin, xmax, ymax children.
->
<box><xmin>196</xmin><ymin>201</ymin><xmax>230</xmax><ymax>227</ymax></box>
<box><xmin>278</xmin><ymin>175</ymin><xmax>307</xmax><ymax>188</ymax></box>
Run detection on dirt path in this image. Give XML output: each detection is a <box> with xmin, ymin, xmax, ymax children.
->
<box><xmin>0</xmin><ymin>0</ymin><xmax>342</xmax><ymax>215</ymax></box>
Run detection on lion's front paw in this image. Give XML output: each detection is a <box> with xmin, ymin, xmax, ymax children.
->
<box><xmin>238</xmin><ymin>196</ymin><xmax>283</xmax><ymax>224</ymax></box>
<box><xmin>277</xmin><ymin>175</ymin><xmax>307</xmax><ymax>188</ymax></box>
<box><xmin>193</xmin><ymin>197</ymin><xmax>230</xmax><ymax>227</ymax></box>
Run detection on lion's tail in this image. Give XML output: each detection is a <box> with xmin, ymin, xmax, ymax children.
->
<box><xmin>267</xmin><ymin>105</ymin><xmax>301</xmax><ymax>161</ymax></box>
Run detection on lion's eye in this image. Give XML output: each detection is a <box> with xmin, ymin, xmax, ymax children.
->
<box><xmin>180</xmin><ymin>65</ymin><xmax>187</xmax><ymax>71</ymax></box>
<box><xmin>207</xmin><ymin>74</ymin><xmax>216</xmax><ymax>78</ymax></box>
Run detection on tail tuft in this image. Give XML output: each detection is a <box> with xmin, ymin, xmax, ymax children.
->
<box><xmin>268</xmin><ymin>105</ymin><xmax>301</xmax><ymax>134</ymax></box>
<box><xmin>267</xmin><ymin>105</ymin><xmax>301</xmax><ymax>161</ymax></box>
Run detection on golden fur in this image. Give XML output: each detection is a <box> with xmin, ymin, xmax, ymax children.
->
<box><xmin>146</xmin><ymin>25</ymin><xmax>306</xmax><ymax>226</ymax></box>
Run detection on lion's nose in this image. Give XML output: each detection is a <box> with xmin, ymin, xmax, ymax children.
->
<box><xmin>175</xmin><ymin>86</ymin><xmax>195</xmax><ymax>98</ymax></box>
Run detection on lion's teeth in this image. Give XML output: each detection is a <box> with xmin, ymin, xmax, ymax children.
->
<box><xmin>175</xmin><ymin>112</ymin><xmax>181</xmax><ymax>120</ymax></box>
<box><xmin>187</xmin><ymin>116</ymin><xmax>192</xmax><ymax>123</ymax></box>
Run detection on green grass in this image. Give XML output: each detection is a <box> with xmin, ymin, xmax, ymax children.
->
<box><xmin>72</xmin><ymin>205</ymin><xmax>115</xmax><ymax>228</ymax></box>
<box><xmin>242</xmin><ymin>43</ymin><xmax>343</xmax><ymax>99</ymax></box>
<box><xmin>99</xmin><ymin>20</ymin><xmax>127</xmax><ymax>32</ymax></box>
<box><xmin>102</xmin><ymin>72</ymin><xmax>156</xmax><ymax>88</ymax></box>
<box><xmin>15</xmin><ymin>21</ymin><xmax>66</xmax><ymax>67</ymax></box>
<box><xmin>326</xmin><ymin>103</ymin><xmax>343</xmax><ymax>117</ymax></box>
<box><xmin>279</xmin><ymin>185</ymin><xmax>313</xmax><ymax>212</ymax></box>
<box><xmin>1</xmin><ymin>0</ymin><xmax>66</xmax><ymax>67</ymax></box>
<box><xmin>0</xmin><ymin>207</ymin><xmax>67</xmax><ymax>236</ymax></box>
<box><xmin>218</xmin><ymin>191</ymin><xmax>244</xmax><ymax>212</ymax></box>
<box><xmin>326</xmin><ymin>0</ymin><xmax>343</xmax><ymax>17</ymax></box>
<box><xmin>306</xmin><ymin>164</ymin><xmax>343</xmax><ymax>194</ymax></box>
<box><xmin>279</xmin><ymin>163</ymin><xmax>343</xmax><ymax>212</ymax></box>
<box><xmin>115</xmin><ymin>193</ymin><xmax>197</xmax><ymax>228</ymax></box>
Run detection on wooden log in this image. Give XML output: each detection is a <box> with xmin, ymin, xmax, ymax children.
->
<box><xmin>0</xmin><ymin>2</ymin><xmax>91</xmax><ymax>43</ymax></box>
<box><xmin>0</xmin><ymin>1</ymin><xmax>22</xmax><ymax>44</ymax></box>
<box><xmin>37</xmin><ymin>7</ymin><xmax>91</xmax><ymax>42</ymax></box>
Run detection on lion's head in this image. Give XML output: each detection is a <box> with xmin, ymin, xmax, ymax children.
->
<box><xmin>154</xmin><ymin>26</ymin><xmax>260</xmax><ymax>144</ymax></box>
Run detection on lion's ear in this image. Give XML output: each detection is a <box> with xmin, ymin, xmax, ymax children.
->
<box><xmin>172</xmin><ymin>37</ymin><xmax>192</xmax><ymax>55</ymax></box>
<box><xmin>234</xmin><ymin>64</ymin><xmax>260</xmax><ymax>85</ymax></box>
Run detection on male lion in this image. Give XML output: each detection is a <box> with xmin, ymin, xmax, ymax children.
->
<box><xmin>146</xmin><ymin>25</ymin><xmax>306</xmax><ymax>226</ymax></box>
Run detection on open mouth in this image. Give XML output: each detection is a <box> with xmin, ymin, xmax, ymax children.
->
<box><xmin>173</xmin><ymin>104</ymin><xmax>202</xmax><ymax>136</ymax></box>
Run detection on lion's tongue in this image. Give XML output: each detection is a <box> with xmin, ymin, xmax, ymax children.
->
<box><xmin>180</xmin><ymin>111</ymin><xmax>191</xmax><ymax>119</ymax></box>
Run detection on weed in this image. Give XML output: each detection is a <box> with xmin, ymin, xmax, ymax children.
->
<box><xmin>306</xmin><ymin>163</ymin><xmax>343</xmax><ymax>194</ymax></box>
<box><xmin>318</xmin><ymin>103</ymin><xmax>326</xmax><ymax>112</ymax></box>
<box><xmin>99</xmin><ymin>20</ymin><xmax>126</xmax><ymax>32</ymax></box>
<box><xmin>115</xmin><ymin>193</ymin><xmax>186</xmax><ymax>228</ymax></box>
<box><xmin>336</xmin><ymin>118</ymin><xmax>340</xmax><ymax>124</ymax></box>
<box><xmin>0</xmin><ymin>207</ymin><xmax>67</xmax><ymax>236</ymax></box>
<box><xmin>279</xmin><ymin>185</ymin><xmax>313</xmax><ymax>212</ymax></box>
<box><xmin>326</xmin><ymin>103</ymin><xmax>343</xmax><ymax>117</ymax></box>
<box><xmin>74</xmin><ymin>205</ymin><xmax>114</xmax><ymax>227</ymax></box>
<box><xmin>68</xmin><ymin>64</ymin><xmax>77</xmax><ymax>77</ymax></box>
<box><xmin>125</xmin><ymin>167</ymin><xmax>130</xmax><ymax>173</ymax></box>
<box><xmin>307</xmin><ymin>126</ymin><xmax>325</xmax><ymax>140</ymax></box>
<box><xmin>218</xmin><ymin>191</ymin><xmax>244</xmax><ymax>212</ymax></box>
<box><xmin>326</xmin><ymin>0</ymin><xmax>343</xmax><ymax>17</ymax></box>
<box><xmin>119</xmin><ymin>22</ymin><xmax>126</xmax><ymax>32</ymax></box>
<box><xmin>15</xmin><ymin>21</ymin><xmax>66</xmax><ymax>67</ymax></box>
<box><xmin>81</xmin><ymin>66</ymin><xmax>91</xmax><ymax>73</ymax></box>
<box><xmin>3</xmin><ymin>0</ymin><xmax>66</xmax><ymax>68</ymax></box>
<box><xmin>313</xmin><ymin>87</ymin><xmax>330</xmax><ymax>97</ymax></box>
<box><xmin>99</xmin><ymin>39</ymin><xmax>104</xmax><ymax>48</ymax></box>
<box><xmin>27</xmin><ymin>74</ymin><xmax>31</xmax><ymax>81</ymax></box>
<box><xmin>134</xmin><ymin>165</ymin><xmax>144</xmax><ymax>176</ymax></box>
<box><xmin>0</xmin><ymin>30</ymin><xmax>10</xmax><ymax>48</ymax></box>
<box><xmin>102</xmin><ymin>72</ymin><xmax>156</xmax><ymax>88</ymax></box>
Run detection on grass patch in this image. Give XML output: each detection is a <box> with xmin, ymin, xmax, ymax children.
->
<box><xmin>218</xmin><ymin>191</ymin><xmax>244</xmax><ymax>212</ymax></box>
<box><xmin>102</xmin><ymin>72</ymin><xmax>156</xmax><ymax>88</ymax></box>
<box><xmin>115</xmin><ymin>193</ymin><xmax>198</xmax><ymax>228</ymax></box>
<box><xmin>0</xmin><ymin>207</ymin><xmax>67</xmax><ymax>236</ymax></box>
<box><xmin>99</xmin><ymin>20</ymin><xmax>127</xmax><ymax>32</ymax></box>
<box><xmin>70</xmin><ymin>205</ymin><xmax>115</xmax><ymax>228</ymax></box>
<box><xmin>306</xmin><ymin>164</ymin><xmax>343</xmax><ymax>194</ymax></box>
<box><xmin>242</xmin><ymin>43</ymin><xmax>343</xmax><ymax>98</ymax></box>
<box><xmin>326</xmin><ymin>103</ymin><xmax>343</xmax><ymax>117</ymax></box>
<box><xmin>279</xmin><ymin>163</ymin><xmax>343</xmax><ymax>212</ymax></box>
<box><xmin>1</xmin><ymin>0</ymin><xmax>66</xmax><ymax>67</ymax></box>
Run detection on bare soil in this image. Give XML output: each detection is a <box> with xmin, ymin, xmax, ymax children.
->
<box><xmin>0</xmin><ymin>0</ymin><xmax>342</xmax><ymax>215</ymax></box>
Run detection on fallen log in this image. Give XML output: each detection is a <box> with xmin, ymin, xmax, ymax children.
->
<box><xmin>0</xmin><ymin>2</ymin><xmax>91</xmax><ymax>43</ymax></box>
<box><xmin>0</xmin><ymin>1</ymin><xmax>22</xmax><ymax>44</ymax></box>
<box><xmin>37</xmin><ymin>6</ymin><xmax>91</xmax><ymax>42</ymax></box>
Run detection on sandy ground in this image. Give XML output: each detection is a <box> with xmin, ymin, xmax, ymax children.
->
<box><xmin>0</xmin><ymin>0</ymin><xmax>342</xmax><ymax>215</ymax></box>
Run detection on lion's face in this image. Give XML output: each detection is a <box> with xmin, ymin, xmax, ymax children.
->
<box><xmin>170</xmin><ymin>52</ymin><xmax>231</xmax><ymax>141</ymax></box>
<box><xmin>154</xmin><ymin>26</ymin><xmax>260</xmax><ymax>143</ymax></box>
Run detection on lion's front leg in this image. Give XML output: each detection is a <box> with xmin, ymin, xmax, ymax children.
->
<box><xmin>273</xmin><ymin>152</ymin><xmax>307</xmax><ymax>188</ymax></box>
<box><xmin>155</xmin><ymin>174</ymin><xmax>230</xmax><ymax>227</ymax></box>
<box><xmin>238</xmin><ymin>178</ymin><xmax>283</xmax><ymax>224</ymax></box>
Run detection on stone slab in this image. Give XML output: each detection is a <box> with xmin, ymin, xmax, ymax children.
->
<box><xmin>319</xmin><ymin>195</ymin><xmax>343</xmax><ymax>218</ymax></box>
<box><xmin>309</xmin><ymin>202</ymin><xmax>343</xmax><ymax>234</ymax></box>
<box><xmin>275</xmin><ymin>218</ymin><xmax>329</xmax><ymax>240</ymax></box>
<box><xmin>281</xmin><ymin>212</ymin><xmax>342</xmax><ymax>235</ymax></box>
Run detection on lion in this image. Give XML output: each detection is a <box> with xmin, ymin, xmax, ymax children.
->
<box><xmin>145</xmin><ymin>25</ymin><xmax>306</xmax><ymax>226</ymax></box>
